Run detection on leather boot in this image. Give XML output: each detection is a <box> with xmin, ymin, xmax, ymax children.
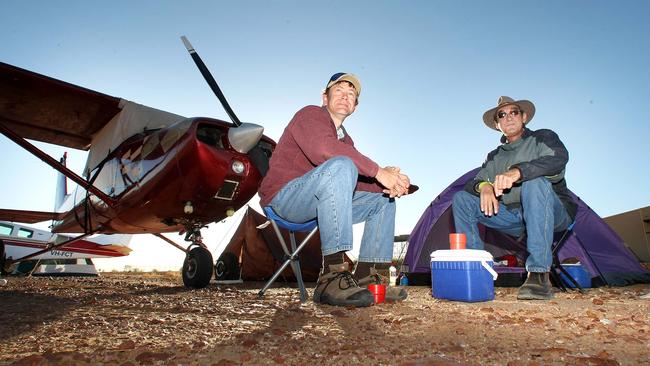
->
<box><xmin>517</xmin><ymin>272</ymin><xmax>554</xmax><ymax>300</ymax></box>
<box><xmin>313</xmin><ymin>263</ymin><xmax>374</xmax><ymax>307</ymax></box>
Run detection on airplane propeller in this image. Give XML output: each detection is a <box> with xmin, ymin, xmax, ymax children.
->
<box><xmin>181</xmin><ymin>36</ymin><xmax>263</xmax><ymax>154</ymax></box>
<box><xmin>181</xmin><ymin>36</ymin><xmax>242</xmax><ymax>127</ymax></box>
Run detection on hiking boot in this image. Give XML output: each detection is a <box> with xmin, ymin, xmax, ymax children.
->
<box><xmin>517</xmin><ymin>272</ymin><xmax>554</xmax><ymax>300</ymax></box>
<box><xmin>313</xmin><ymin>263</ymin><xmax>374</xmax><ymax>307</ymax></box>
<box><xmin>357</xmin><ymin>268</ymin><xmax>408</xmax><ymax>302</ymax></box>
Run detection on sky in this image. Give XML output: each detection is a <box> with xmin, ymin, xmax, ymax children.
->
<box><xmin>1</xmin><ymin>1</ymin><xmax>649</xmax><ymax>271</ymax></box>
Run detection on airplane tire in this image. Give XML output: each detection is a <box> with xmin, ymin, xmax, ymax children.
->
<box><xmin>215</xmin><ymin>252</ymin><xmax>240</xmax><ymax>281</ymax></box>
<box><xmin>182</xmin><ymin>247</ymin><xmax>214</xmax><ymax>288</ymax></box>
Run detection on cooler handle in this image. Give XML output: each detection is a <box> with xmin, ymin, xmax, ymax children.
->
<box><xmin>481</xmin><ymin>261</ymin><xmax>498</xmax><ymax>280</ymax></box>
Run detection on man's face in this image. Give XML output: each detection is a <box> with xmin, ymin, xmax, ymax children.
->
<box><xmin>322</xmin><ymin>81</ymin><xmax>357</xmax><ymax>118</ymax></box>
<box><xmin>495</xmin><ymin>104</ymin><xmax>527</xmax><ymax>138</ymax></box>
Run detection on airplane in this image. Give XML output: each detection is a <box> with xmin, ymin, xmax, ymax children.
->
<box><xmin>0</xmin><ymin>220</ymin><xmax>131</xmax><ymax>276</ymax></box>
<box><xmin>0</xmin><ymin>36</ymin><xmax>276</xmax><ymax>288</ymax></box>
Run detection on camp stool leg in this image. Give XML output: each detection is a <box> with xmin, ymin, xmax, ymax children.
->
<box><xmin>550</xmin><ymin>222</ymin><xmax>587</xmax><ymax>293</ymax></box>
<box><xmin>258</xmin><ymin>207</ymin><xmax>319</xmax><ymax>303</ymax></box>
<box><xmin>549</xmin><ymin>224</ymin><xmax>572</xmax><ymax>292</ymax></box>
<box><xmin>287</xmin><ymin>227</ymin><xmax>309</xmax><ymax>301</ymax></box>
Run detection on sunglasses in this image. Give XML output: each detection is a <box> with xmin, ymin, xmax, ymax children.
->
<box><xmin>496</xmin><ymin>109</ymin><xmax>522</xmax><ymax>119</ymax></box>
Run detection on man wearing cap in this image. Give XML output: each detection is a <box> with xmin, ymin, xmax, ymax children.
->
<box><xmin>452</xmin><ymin>96</ymin><xmax>577</xmax><ymax>300</ymax></box>
<box><xmin>259</xmin><ymin>73</ymin><xmax>411</xmax><ymax>307</ymax></box>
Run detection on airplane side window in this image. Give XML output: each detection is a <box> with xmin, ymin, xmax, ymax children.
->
<box><xmin>0</xmin><ymin>223</ymin><xmax>12</xmax><ymax>236</ymax></box>
<box><xmin>17</xmin><ymin>228</ymin><xmax>34</xmax><ymax>238</ymax></box>
<box><xmin>196</xmin><ymin>125</ymin><xmax>224</xmax><ymax>149</ymax></box>
<box><xmin>158</xmin><ymin>118</ymin><xmax>193</xmax><ymax>154</ymax></box>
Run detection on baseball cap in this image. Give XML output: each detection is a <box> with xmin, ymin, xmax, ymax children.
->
<box><xmin>325</xmin><ymin>72</ymin><xmax>361</xmax><ymax>97</ymax></box>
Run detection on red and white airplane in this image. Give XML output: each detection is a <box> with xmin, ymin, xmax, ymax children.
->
<box><xmin>0</xmin><ymin>220</ymin><xmax>131</xmax><ymax>276</ymax></box>
<box><xmin>0</xmin><ymin>36</ymin><xmax>276</xmax><ymax>288</ymax></box>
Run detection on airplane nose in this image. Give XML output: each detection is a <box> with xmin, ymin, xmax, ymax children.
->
<box><xmin>227</xmin><ymin>123</ymin><xmax>264</xmax><ymax>153</ymax></box>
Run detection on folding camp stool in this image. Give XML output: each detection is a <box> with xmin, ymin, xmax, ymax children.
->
<box><xmin>549</xmin><ymin>222</ymin><xmax>587</xmax><ymax>292</ymax></box>
<box><xmin>258</xmin><ymin>206</ymin><xmax>319</xmax><ymax>303</ymax></box>
<box><xmin>494</xmin><ymin>222</ymin><xmax>584</xmax><ymax>291</ymax></box>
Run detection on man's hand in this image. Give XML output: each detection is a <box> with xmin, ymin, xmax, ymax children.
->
<box><xmin>376</xmin><ymin>166</ymin><xmax>410</xmax><ymax>198</ymax></box>
<box><xmin>493</xmin><ymin>168</ymin><xmax>521</xmax><ymax>197</ymax></box>
<box><xmin>480</xmin><ymin>183</ymin><xmax>499</xmax><ymax>216</ymax></box>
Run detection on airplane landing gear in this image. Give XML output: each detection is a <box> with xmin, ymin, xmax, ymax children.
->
<box><xmin>180</xmin><ymin>223</ymin><xmax>213</xmax><ymax>289</ymax></box>
<box><xmin>182</xmin><ymin>246</ymin><xmax>213</xmax><ymax>288</ymax></box>
<box><xmin>156</xmin><ymin>222</ymin><xmax>214</xmax><ymax>289</ymax></box>
<box><xmin>215</xmin><ymin>251</ymin><xmax>240</xmax><ymax>281</ymax></box>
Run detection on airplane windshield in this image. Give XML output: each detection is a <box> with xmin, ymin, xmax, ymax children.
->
<box><xmin>196</xmin><ymin>124</ymin><xmax>225</xmax><ymax>149</ymax></box>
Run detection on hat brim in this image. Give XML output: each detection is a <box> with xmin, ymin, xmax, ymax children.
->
<box><xmin>482</xmin><ymin>100</ymin><xmax>535</xmax><ymax>130</ymax></box>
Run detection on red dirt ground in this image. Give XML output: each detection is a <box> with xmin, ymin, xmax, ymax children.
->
<box><xmin>1</xmin><ymin>272</ymin><xmax>649</xmax><ymax>365</ymax></box>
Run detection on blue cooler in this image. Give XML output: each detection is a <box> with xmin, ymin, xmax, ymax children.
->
<box><xmin>430</xmin><ymin>249</ymin><xmax>498</xmax><ymax>302</ymax></box>
<box><xmin>560</xmin><ymin>264</ymin><xmax>592</xmax><ymax>288</ymax></box>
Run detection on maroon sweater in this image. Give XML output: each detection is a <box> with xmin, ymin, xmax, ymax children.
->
<box><xmin>259</xmin><ymin>105</ymin><xmax>382</xmax><ymax>207</ymax></box>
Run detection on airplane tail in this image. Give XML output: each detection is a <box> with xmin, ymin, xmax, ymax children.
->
<box><xmin>54</xmin><ymin>153</ymin><xmax>68</xmax><ymax>211</ymax></box>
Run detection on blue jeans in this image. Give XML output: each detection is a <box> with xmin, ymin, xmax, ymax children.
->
<box><xmin>451</xmin><ymin>177</ymin><xmax>571</xmax><ymax>272</ymax></box>
<box><xmin>269</xmin><ymin>156</ymin><xmax>396</xmax><ymax>263</ymax></box>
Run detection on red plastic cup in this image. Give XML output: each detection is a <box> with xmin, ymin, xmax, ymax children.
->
<box><xmin>449</xmin><ymin>233</ymin><xmax>467</xmax><ymax>250</ymax></box>
<box><xmin>367</xmin><ymin>284</ymin><xmax>386</xmax><ymax>304</ymax></box>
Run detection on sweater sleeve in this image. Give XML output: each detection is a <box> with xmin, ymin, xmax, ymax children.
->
<box><xmin>464</xmin><ymin>149</ymin><xmax>499</xmax><ymax>196</ymax></box>
<box><xmin>510</xmin><ymin>129</ymin><xmax>568</xmax><ymax>182</ymax></box>
<box><xmin>289</xmin><ymin>106</ymin><xmax>379</xmax><ymax>177</ymax></box>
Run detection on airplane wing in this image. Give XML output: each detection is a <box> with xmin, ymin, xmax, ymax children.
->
<box><xmin>0</xmin><ymin>62</ymin><xmax>122</xmax><ymax>150</ymax></box>
<box><xmin>98</xmin><ymin>244</ymin><xmax>133</xmax><ymax>256</ymax></box>
<box><xmin>0</xmin><ymin>209</ymin><xmax>66</xmax><ymax>224</ymax></box>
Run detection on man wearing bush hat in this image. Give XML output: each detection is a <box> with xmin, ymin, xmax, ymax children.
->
<box><xmin>452</xmin><ymin>96</ymin><xmax>577</xmax><ymax>300</ymax></box>
<box><xmin>259</xmin><ymin>72</ymin><xmax>412</xmax><ymax>307</ymax></box>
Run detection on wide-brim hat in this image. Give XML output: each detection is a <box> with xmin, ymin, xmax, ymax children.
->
<box><xmin>325</xmin><ymin>72</ymin><xmax>361</xmax><ymax>97</ymax></box>
<box><xmin>482</xmin><ymin>96</ymin><xmax>535</xmax><ymax>130</ymax></box>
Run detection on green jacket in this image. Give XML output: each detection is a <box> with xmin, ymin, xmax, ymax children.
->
<box><xmin>464</xmin><ymin>127</ymin><xmax>577</xmax><ymax>220</ymax></box>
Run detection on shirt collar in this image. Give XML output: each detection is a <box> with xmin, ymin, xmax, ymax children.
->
<box><xmin>500</xmin><ymin>127</ymin><xmax>531</xmax><ymax>145</ymax></box>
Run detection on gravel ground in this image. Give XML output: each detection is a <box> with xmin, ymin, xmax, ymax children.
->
<box><xmin>1</xmin><ymin>272</ymin><xmax>649</xmax><ymax>365</ymax></box>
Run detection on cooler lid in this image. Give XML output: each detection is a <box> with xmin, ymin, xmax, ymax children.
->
<box><xmin>430</xmin><ymin>249</ymin><xmax>494</xmax><ymax>262</ymax></box>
